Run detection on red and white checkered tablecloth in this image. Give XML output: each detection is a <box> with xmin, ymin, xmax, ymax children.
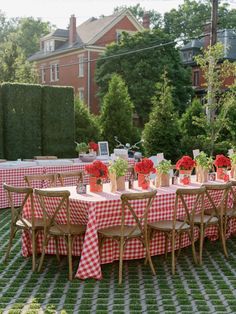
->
<box><xmin>0</xmin><ymin>159</ymin><xmax>135</xmax><ymax>209</ymax></box>
<box><xmin>22</xmin><ymin>181</ymin><xmax>236</xmax><ymax>280</ymax></box>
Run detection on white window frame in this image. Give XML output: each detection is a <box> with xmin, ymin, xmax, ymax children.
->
<box><xmin>44</xmin><ymin>40</ymin><xmax>54</xmax><ymax>53</ymax></box>
<box><xmin>55</xmin><ymin>64</ymin><xmax>59</xmax><ymax>81</ymax></box>
<box><xmin>78</xmin><ymin>55</ymin><xmax>84</xmax><ymax>77</ymax></box>
<box><xmin>41</xmin><ymin>67</ymin><xmax>46</xmax><ymax>83</ymax></box>
<box><xmin>50</xmin><ymin>64</ymin><xmax>54</xmax><ymax>82</ymax></box>
<box><xmin>78</xmin><ymin>88</ymin><xmax>84</xmax><ymax>102</ymax></box>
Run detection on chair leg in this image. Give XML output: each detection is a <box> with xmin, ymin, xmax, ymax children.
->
<box><xmin>31</xmin><ymin>230</ymin><xmax>36</xmax><ymax>272</ymax></box>
<box><xmin>177</xmin><ymin>233</ymin><xmax>182</xmax><ymax>258</ymax></box>
<box><xmin>67</xmin><ymin>235</ymin><xmax>73</xmax><ymax>281</ymax></box>
<box><xmin>55</xmin><ymin>236</ymin><xmax>60</xmax><ymax>263</ymax></box>
<box><xmin>199</xmin><ymin>225</ymin><xmax>205</xmax><ymax>266</ymax></box>
<box><xmin>144</xmin><ymin>227</ymin><xmax>153</xmax><ymax>265</ymax></box>
<box><xmin>4</xmin><ymin>224</ymin><xmax>16</xmax><ymax>262</ymax></box>
<box><xmin>144</xmin><ymin>228</ymin><xmax>156</xmax><ymax>275</ymax></box>
<box><xmin>118</xmin><ymin>239</ymin><xmax>124</xmax><ymax>285</ymax></box>
<box><xmin>219</xmin><ymin>218</ymin><xmax>228</xmax><ymax>258</ymax></box>
<box><xmin>190</xmin><ymin>230</ymin><xmax>198</xmax><ymax>265</ymax></box>
<box><xmin>171</xmin><ymin>232</ymin><xmax>176</xmax><ymax>275</ymax></box>
<box><xmin>165</xmin><ymin>233</ymin><xmax>169</xmax><ymax>260</ymax></box>
<box><xmin>38</xmin><ymin>235</ymin><xmax>48</xmax><ymax>272</ymax></box>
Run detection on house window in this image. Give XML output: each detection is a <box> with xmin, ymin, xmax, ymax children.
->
<box><xmin>78</xmin><ymin>88</ymin><xmax>84</xmax><ymax>102</ymax></box>
<box><xmin>193</xmin><ymin>71</ymin><xmax>200</xmax><ymax>87</ymax></box>
<box><xmin>50</xmin><ymin>64</ymin><xmax>59</xmax><ymax>82</ymax></box>
<box><xmin>41</xmin><ymin>67</ymin><xmax>46</xmax><ymax>83</ymax></box>
<box><xmin>78</xmin><ymin>55</ymin><xmax>84</xmax><ymax>77</ymax></box>
<box><xmin>44</xmin><ymin>40</ymin><xmax>54</xmax><ymax>53</ymax></box>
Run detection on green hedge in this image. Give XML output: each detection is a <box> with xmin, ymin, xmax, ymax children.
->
<box><xmin>0</xmin><ymin>86</ymin><xmax>4</xmax><ymax>158</ymax></box>
<box><xmin>41</xmin><ymin>86</ymin><xmax>75</xmax><ymax>158</ymax></box>
<box><xmin>2</xmin><ymin>83</ymin><xmax>42</xmax><ymax>160</ymax></box>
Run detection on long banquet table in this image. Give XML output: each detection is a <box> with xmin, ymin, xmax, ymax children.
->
<box><xmin>0</xmin><ymin>158</ymin><xmax>134</xmax><ymax>209</ymax></box>
<box><xmin>21</xmin><ymin>180</ymin><xmax>236</xmax><ymax>280</ymax></box>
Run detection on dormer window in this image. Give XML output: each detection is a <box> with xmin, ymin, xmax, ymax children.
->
<box><xmin>44</xmin><ymin>40</ymin><xmax>54</xmax><ymax>53</ymax></box>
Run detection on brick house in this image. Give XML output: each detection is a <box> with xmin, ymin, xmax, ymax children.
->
<box><xmin>180</xmin><ymin>29</ymin><xmax>236</xmax><ymax>99</ymax></box>
<box><xmin>29</xmin><ymin>9</ymin><xmax>146</xmax><ymax>114</ymax></box>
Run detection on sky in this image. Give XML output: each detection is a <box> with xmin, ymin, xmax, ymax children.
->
<box><xmin>1</xmin><ymin>0</ymin><xmax>234</xmax><ymax>29</ymax></box>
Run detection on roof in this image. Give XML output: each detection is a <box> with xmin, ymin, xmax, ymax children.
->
<box><xmin>180</xmin><ymin>39</ymin><xmax>203</xmax><ymax>50</ymax></box>
<box><xmin>29</xmin><ymin>9</ymin><xmax>144</xmax><ymax>62</ymax></box>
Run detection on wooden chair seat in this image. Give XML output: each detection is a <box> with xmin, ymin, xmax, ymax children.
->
<box><xmin>49</xmin><ymin>224</ymin><xmax>86</xmax><ymax>236</ymax></box>
<box><xmin>16</xmin><ymin>217</ymin><xmax>44</xmax><ymax>229</ymax></box>
<box><xmin>148</xmin><ymin>220</ymin><xmax>190</xmax><ymax>231</ymax></box>
<box><xmin>98</xmin><ymin>225</ymin><xmax>142</xmax><ymax>238</ymax></box>
<box><xmin>193</xmin><ymin>214</ymin><xmax>218</xmax><ymax>224</ymax></box>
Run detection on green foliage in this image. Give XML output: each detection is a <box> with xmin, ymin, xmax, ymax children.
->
<box><xmin>75</xmin><ymin>142</ymin><xmax>88</xmax><ymax>154</ymax></box>
<box><xmin>41</xmin><ymin>86</ymin><xmax>75</xmax><ymax>158</ymax></box>
<box><xmin>195</xmin><ymin>151</ymin><xmax>213</xmax><ymax>169</ymax></box>
<box><xmin>230</xmin><ymin>153</ymin><xmax>236</xmax><ymax>165</ymax></box>
<box><xmin>163</xmin><ymin>0</ymin><xmax>236</xmax><ymax>40</ymax></box>
<box><xmin>142</xmin><ymin>71</ymin><xmax>181</xmax><ymax>162</ymax></box>
<box><xmin>194</xmin><ymin>43</ymin><xmax>236</xmax><ymax>155</ymax></box>
<box><xmin>109</xmin><ymin>158</ymin><xmax>129</xmax><ymax>177</ymax></box>
<box><xmin>1</xmin><ymin>82</ymin><xmax>42</xmax><ymax>160</ymax></box>
<box><xmin>96</xmin><ymin>29</ymin><xmax>192</xmax><ymax>124</ymax></box>
<box><xmin>156</xmin><ymin>160</ymin><xmax>172</xmax><ymax>174</ymax></box>
<box><xmin>74</xmin><ymin>97</ymin><xmax>101</xmax><ymax>143</ymax></box>
<box><xmin>100</xmin><ymin>73</ymin><xmax>134</xmax><ymax>152</ymax></box>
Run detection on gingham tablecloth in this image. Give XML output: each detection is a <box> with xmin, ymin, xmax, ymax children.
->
<box><xmin>22</xmin><ymin>181</ymin><xmax>236</xmax><ymax>280</ymax></box>
<box><xmin>0</xmin><ymin>159</ymin><xmax>134</xmax><ymax>209</ymax></box>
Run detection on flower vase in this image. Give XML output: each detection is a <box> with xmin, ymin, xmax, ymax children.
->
<box><xmin>138</xmin><ymin>173</ymin><xmax>150</xmax><ymax>190</ymax></box>
<box><xmin>216</xmin><ymin>167</ymin><xmax>227</xmax><ymax>180</ymax></box>
<box><xmin>231</xmin><ymin>164</ymin><xmax>236</xmax><ymax>179</ymax></box>
<box><xmin>116</xmin><ymin>176</ymin><xmax>125</xmax><ymax>191</ymax></box>
<box><xmin>89</xmin><ymin>149</ymin><xmax>96</xmax><ymax>156</ymax></box>
<box><xmin>179</xmin><ymin>169</ymin><xmax>192</xmax><ymax>185</ymax></box>
<box><xmin>109</xmin><ymin>172</ymin><xmax>117</xmax><ymax>192</ymax></box>
<box><xmin>196</xmin><ymin>166</ymin><xmax>208</xmax><ymax>183</ymax></box>
<box><xmin>89</xmin><ymin>176</ymin><xmax>103</xmax><ymax>192</ymax></box>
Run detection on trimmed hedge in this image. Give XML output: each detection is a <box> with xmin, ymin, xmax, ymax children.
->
<box><xmin>0</xmin><ymin>83</ymin><xmax>75</xmax><ymax>160</ymax></box>
<box><xmin>0</xmin><ymin>86</ymin><xmax>4</xmax><ymax>158</ymax></box>
<box><xmin>2</xmin><ymin>83</ymin><xmax>42</xmax><ymax>160</ymax></box>
<box><xmin>41</xmin><ymin>86</ymin><xmax>75</xmax><ymax>158</ymax></box>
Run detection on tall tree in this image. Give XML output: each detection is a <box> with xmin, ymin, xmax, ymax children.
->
<box><xmin>142</xmin><ymin>71</ymin><xmax>181</xmax><ymax>161</ymax></box>
<box><xmin>96</xmin><ymin>29</ymin><xmax>192</xmax><ymax>124</ymax></box>
<box><xmin>100</xmin><ymin>74</ymin><xmax>134</xmax><ymax>151</ymax></box>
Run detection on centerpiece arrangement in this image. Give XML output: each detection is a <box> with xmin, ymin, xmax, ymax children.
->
<box><xmin>214</xmin><ymin>154</ymin><xmax>231</xmax><ymax>180</ymax></box>
<box><xmin>109</xmin><ymin>158</ymin><xmax>129</xmax><ymax>191</ymax></box>
<box><xmin>195</xmin><ymin>152</ymin><xmax>213</xmax><ymax>183</ymax></box>
<box><xmin>176</xmin><ymin>155</ymin><xmax>196</xmax><ymax>185</ymax></box>
<box><xmin>155</xmin><ymin>160</ymin><xmax>172</xmax><ymax>187</ymax></box>
<box><xmin>75</xmin><ymin>141</ymin><xmax>97</xmax><ymax>162</ymax></box>
<box><xmin>134</xmin><ymin>158</ymin><xmax>156</xmax><ymax>189</ymax></box>
<box><xmin>88</xmin><ymin>141</ymin><xmax>99</xmax><ymax>155</ymax></box>
<box><xmin>85</xmin><ymin>160</ymin><xmax>108</xmax><ymax>192</ymax></box>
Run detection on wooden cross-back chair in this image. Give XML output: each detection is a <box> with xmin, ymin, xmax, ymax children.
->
<box><xmin>24</xmin><ymin>173</ymin><xmax>56</xmax><ymax>188</ymax></box>
<box><xmin>3</xmin><ymin>183</ymin><xmax>44</xmax><ymax>271</ymax></box>
<box><xmin>200</xmin><ymin>182</ymin><xmax>232</xmax><ymax>261</ymax></box>
<box><xmin>35</xmin><ymin>189</ymin><xmax>86</xmax><ymax>280</ymax></box>
<box><xmin>98</xmin><ymin>190</ymin><xmax>157</xmax><ymax>285</ymax></box>
<box><xmin>148</xmin><ymin>187</ymin><xmax>206</xmax><ymax>275</ymax></box>
<box><xmin>226</xmin><ymin>180</ymin><xmax>236</xmax><ymax>218</ymax></box>
<box><xmin>57</xmin><ymin>171</ymin><xmax>83</xmax><ymax>187</ymax></box>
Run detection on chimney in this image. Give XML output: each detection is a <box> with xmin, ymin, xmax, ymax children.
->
<box><xmin>69</xmin><ymin>14</ymin><xmax>77</xmax><ymax>45</ymax></box>
<box><xmin>143</xmin><ymin>11</ymin><xmax>150</xmax><ymax>29</ymax></box>
<box><xmin>203</xmin><ymin>22</ymin><xmax>211</xmax><ymax>48</ymax></box>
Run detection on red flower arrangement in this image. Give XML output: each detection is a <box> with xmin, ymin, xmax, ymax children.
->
<box><xmin>88</xmin><ymin>141</ymin><xmax>99</xmax><ymax>152</ymax></box>
<box><xmin>214</xmin><ymin>154</ymin><xmax>231</xmax><ymax>168</ymax></box>
<box><xmin>135</xmin><ymin>158</ymin><xmax>156</xmax><ymax>174</ymax></box>
<box><xmin>85</xmin><ymin>160</ymin><xmax>108</xmax><ymax>179</ymax></box>
<box><xmin>176</xmin><ymin>155</ymin><xmax>196</xmax><ymax>170</ymax></box>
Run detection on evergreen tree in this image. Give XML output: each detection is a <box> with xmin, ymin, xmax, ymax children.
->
<box><xmin>100</xmin><ymin>73</ymin><xmax>134</xmax><ymax>151</ymax></box>
<box><xmin>74</xmin><ymin>97</ymin><xmax>101</xmax><ymax>143</ymax></box>
<box><xmin>142</xmin><ymin>71</ymin><xmax>180</xmax><ymax>161</ymax></box>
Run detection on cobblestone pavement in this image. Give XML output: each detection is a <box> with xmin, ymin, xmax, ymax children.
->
<box><xmin>0</xmin><ymin>208</ymin><xmax>236</xmax><ymax>313</ymax></box>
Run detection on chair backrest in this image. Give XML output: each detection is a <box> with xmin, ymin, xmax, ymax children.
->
<box><xmin>34</xmin><ymin>189</ymin><xmax>71</xmax><ymax>234</ymax></box>
<box><xmin>127</xmin><ymin>166</ymin><xmax>137</xmax><ymax>181</ymax></box>
<box><xmin>3</xmin><ymin>183</ymin><xmax>34</xmax><ymax>228</ymax></box>
<box><xmin>202</xmin><ymin>182</ymin><xmax>232</xmax><ymax>217</ymax></box>
<box><xmin>57</xmin><ymin>171</ymin><xmax>83</xmax><ymax>186</ymax></box>
<box><xmin>25</xmin><ymin>173</ymin><xmax>56</xmax><ymax>188</ymax></box>
<box><xmin>173</xmin><ymin>187</ymin><xmax>206</xmax><ymax>229</ymax></box>
<box><xmin>120</xmin><ymin>190</ymin><xmax>157</xmax><ymax>237</ymax></box>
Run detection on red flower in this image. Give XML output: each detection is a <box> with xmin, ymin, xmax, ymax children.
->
<box><xmin>135</xmin><ymin>158</ymin><xmax>156</xmax><ymax>175</ymax></box>
<box><xmin>176</xmin><ymin>156</ymin><xmax>196</xmax><ymax>170</ymax></box>
<box><xmin>88</xmin><ymin>141</ymin><xmax>99</xmax><ymax>152</ymax></box>
<box><xmin>85</xmin><ymin>160</ymin><xmax>108</xmax><ymax>178</ymax></box>
<box><xmin>214</xmin><ymin>154</ymin><xmax>231</xmax><ymax>168</ymax></box>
